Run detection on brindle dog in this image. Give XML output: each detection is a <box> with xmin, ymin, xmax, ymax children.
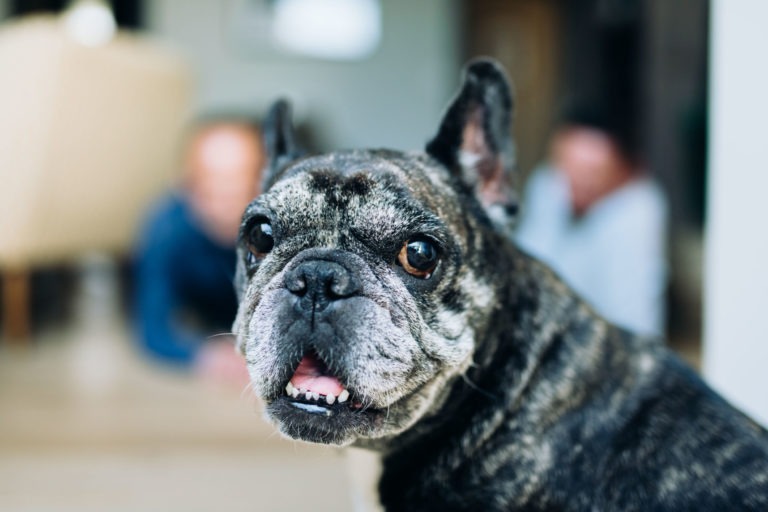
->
<box><xmin>234</xmin><ymin>59</ymin><xmax>768</xmax><ymax>511</ymax></box>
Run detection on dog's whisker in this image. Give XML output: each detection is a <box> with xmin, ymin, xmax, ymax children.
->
<box><xmin>239</xmin><ymin>380</ymin><xmax>256</xmax><ymax>400</ymax></box>
<box><xmin>206</xmin><ymin>332</ymin><xmax>236</xmax><ymax>341</ymax></box>
<box><xmin>460</xmin><ymin>373</ymin><xmax>495</xmax><ymax>400</ymax></box>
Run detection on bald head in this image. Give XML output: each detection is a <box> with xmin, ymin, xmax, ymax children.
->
<box><xmin>551</xmin><ymin>125</ymin><xmax>635</xmax><ymax>217</ymax></box>
<box><xmin>186</xmin><ymin>122</ymin><xmax>264</xmax><ymax>245</ymax></box>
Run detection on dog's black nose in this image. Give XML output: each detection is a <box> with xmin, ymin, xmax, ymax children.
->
<box><xmin>285</xmin><ymin>260</ymin><xmax>360</xmax><ymax>313</ymax></box>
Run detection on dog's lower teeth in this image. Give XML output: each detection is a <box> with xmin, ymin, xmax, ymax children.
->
<box><xmin>285</xmin><ymin>385</ymin><xmax>357</xmax><ymax>408</ymax></box>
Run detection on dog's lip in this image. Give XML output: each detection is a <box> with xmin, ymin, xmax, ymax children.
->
<box><xmin>266</xmin><ymin>395</ymin><xmax>383</xmax><ymax>445</ymax></box>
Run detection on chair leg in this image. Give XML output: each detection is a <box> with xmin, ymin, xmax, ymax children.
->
<box><xmin>2</xmin><ymin>268</ymin><xmax>31</xmax><ymax>344</ymax></box>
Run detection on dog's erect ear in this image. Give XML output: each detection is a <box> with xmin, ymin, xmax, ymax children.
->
<box><xmin>262</xmin><ymin>99</ymin><xmax>303</xmax><ymax>190</ymax></box>
<box><xmin>426</xmin><ymin>59</ymin><xmax>517</xmax><ymax>225</ymax></box>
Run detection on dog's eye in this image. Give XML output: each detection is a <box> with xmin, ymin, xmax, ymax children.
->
<box><xmin>247</xmin><ymin>218</ymin><xmax>274</xmax><ymax>259</ymax></box>
<box><xmin>397</xmin><ymin>239</ymin><xmax>439</xmax><ymax>279</ymax></box>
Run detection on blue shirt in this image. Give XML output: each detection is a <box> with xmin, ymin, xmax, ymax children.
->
<box><xmin>134</xmin><ymin>194</ymin><xmax>238</xmax><ymax>364</ymax></box>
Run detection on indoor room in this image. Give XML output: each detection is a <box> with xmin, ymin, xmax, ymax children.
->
<box><xmin>1</xmin><ymin>1</ymin><xmax>765</xmax><ymax>510</ymax></box>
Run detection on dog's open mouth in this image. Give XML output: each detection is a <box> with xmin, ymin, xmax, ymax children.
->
<box><xmin>267</xmin><ymin>350</ymin><xmax>385</xmax><ymax>444</ymax></box>
<box><xmin>282</xmin><ymin>351</ymin><xmax>363</xmax><ymax>416</ymax></box>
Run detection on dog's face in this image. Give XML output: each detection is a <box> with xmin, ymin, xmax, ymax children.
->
<box><xmin>234</xmin><ymin>60</ymin><xmax>516</xmax><ymax>446</ymax></box>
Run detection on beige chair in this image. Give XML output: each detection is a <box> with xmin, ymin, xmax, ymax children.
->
<box><xmin>0</xmin><ymin>16</ymin><xmax>193</xmax><ymax>342</ymax></box>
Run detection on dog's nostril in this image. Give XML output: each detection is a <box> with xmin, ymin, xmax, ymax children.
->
<box><xmin>327</xmin><ymin>271</ymin><xmax>354</xmax><ymax>298</ymax></box>
<box><xmin>285</xmin><ymin>271</ymin><xmax>308</xmax><ymax>296</ymax></box>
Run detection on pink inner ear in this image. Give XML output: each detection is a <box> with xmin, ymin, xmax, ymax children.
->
<box><xmin>461</xmin><ymin>106</ymin><xmax>490</xmax><ymax>159</ymax></box>
<box><xmin>461</xmin><ymin>106</ymin><xmax>507</xmax><ymax>208</ymax></box>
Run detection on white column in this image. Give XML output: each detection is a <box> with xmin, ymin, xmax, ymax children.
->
<box><xmin>704</xmin><ymin>0</ymin><xmax>768</xmax><ymax>427</ymax></box>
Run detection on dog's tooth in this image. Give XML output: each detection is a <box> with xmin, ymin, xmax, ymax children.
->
<box><xmin>338</xmin><ymin>389</ymin><xmax>350</xmax><ymax>403</ymax></box>
<box><xmin>311</xmin><ymin>392</ymin><xmax>320</xmax><ymax>401</ymax></box>
<box><xmin>291</xmin><ymin>387</ymin><xmax>300</xmax><ymax>398</ymax></box>
<box><xmin>305</xmin><ymin>390</ymin><xmax>312</xmax><ymax>400</ymax></box>
<box><xmin>285</xmin><ymin>382</ymin><xmax>294</xmax><ymax>395</ymax></box>
<box><xmin>326</xmin><ymin>394</ymin><xmax>336</xmax><ymax>405</ymax></box>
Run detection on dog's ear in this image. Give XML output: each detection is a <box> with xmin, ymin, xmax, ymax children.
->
<box><xmin>426</xmin><ymin>59</ymin><xmax>517</xmax><ymax>226</ymax></box>
<box><xmin>262</xmin><ymin>99</ymin><xmax>303</xmax><ymax>190</ymax></box>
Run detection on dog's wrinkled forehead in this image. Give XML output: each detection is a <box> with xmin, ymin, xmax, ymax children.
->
<box><xmin>250</xmin><ymin>149</ymin><xmax>467</xmax><ymax>244</ymax></box>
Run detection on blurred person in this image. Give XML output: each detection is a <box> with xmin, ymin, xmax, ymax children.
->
<box><xmin>134</xmin><ymin>117</ymin><xmax>263</xmax><ymax>385</ymax></box>
<box><xmin>515</xmin><ymin>105</ymin><xmax>667</xmax><ymax>337</ymax></box>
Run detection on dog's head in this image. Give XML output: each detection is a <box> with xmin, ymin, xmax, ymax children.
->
<box><xmin>234</xmin><ymin>60</ymin><xmax>516</xmax><ymax>446</ymax></box>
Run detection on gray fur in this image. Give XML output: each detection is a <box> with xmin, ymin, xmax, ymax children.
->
<box><xmin>234</xmin><ymin>60</ymin><xmax>768</xmax><ymax>510</ymax></box>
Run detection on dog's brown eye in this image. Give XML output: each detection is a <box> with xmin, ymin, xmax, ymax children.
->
<box><xmin>397</xmin><ymin>239</ymin><xmax>439</xmax><ymax>278</ymax></box>
<box><xmin>247</xmin><ymin>219</ymin><xmax>274</xmax><ymax>258</ymax></box>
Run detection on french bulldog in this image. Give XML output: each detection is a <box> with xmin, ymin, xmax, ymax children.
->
<box><xmin>234</xmin><ymin>59</ymin><xmax>768</xmax><ymax>511</ymax></box>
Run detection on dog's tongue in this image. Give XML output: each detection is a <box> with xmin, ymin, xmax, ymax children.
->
<box><xmin>289</xmin><ymin>353</ymin><xmax>345</xmax><ymax>396</ymax></box>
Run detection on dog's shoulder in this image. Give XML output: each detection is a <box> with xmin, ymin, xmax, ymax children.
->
<box><xmin>592</xmin><ymin>349</ymin><xmax>768</xmax><ymax>510</ymax></box>
<box><xmin>549</xmin><ymin>337</ymin><xmax>768</xmax><ymax>511</ymax></box>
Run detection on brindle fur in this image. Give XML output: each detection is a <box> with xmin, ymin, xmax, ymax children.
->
<box><xmin>234</xmin><ymin>60</ymin><xmax>768</xmax><ymax>511</ymax></box>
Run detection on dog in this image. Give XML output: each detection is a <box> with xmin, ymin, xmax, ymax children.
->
<box><xmin>233</xmin><ymin>59</ymin><xmax>768</xmax><ymax>511</ymax></box>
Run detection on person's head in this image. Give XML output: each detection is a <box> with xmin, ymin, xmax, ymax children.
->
<box><xmin>550</xmin><ymin>103</ymin><xmax>639</xmax><ymax>216</ymax></box>
<box><xmin>184</xmin><ymin>117</ymin><xmax>264</xmax><ymax>245</ymax></box>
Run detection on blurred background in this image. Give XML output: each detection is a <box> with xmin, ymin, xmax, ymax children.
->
<box><xmin>0</xmin><ymin>1</ymin><xmax>765</xmax><ymax>511</ymax></box>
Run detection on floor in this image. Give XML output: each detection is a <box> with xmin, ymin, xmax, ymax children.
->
<box><xmin>0</xmin><ymin>262</ymin><xmax>380</xmax><ymax>512</ymax></box>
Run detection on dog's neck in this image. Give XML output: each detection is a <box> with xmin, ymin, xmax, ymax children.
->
<box><xmin>375</xmin><ymin>245</ymin><xmax>657</xmax><ymax>509</ymax></box>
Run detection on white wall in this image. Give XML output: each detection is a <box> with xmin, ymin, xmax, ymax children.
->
<box><xmin>704</xmin><ymin>0</ymin><xmax>768</xmax><ymax>426</ymax></box>
<box><xmin>145</xmin><ymin>0</ymin><xmax>461</xmax><ymax>152</ymax></box>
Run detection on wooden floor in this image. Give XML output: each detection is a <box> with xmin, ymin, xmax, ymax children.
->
<box><xmin>0</xmin><ymin>269</ymin><xmax>378</xmax><ymax>512</ymax></box>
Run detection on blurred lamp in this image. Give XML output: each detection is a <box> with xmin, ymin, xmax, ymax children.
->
<box><xmin>272</xmin><ymin>0</ymin><xmax>381</xmax><ymax>61</ymax></box>
<box><xmin>62</xmin><ymin>0</ymin><xmax>116</xmax><ymax>47</ymax></box>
